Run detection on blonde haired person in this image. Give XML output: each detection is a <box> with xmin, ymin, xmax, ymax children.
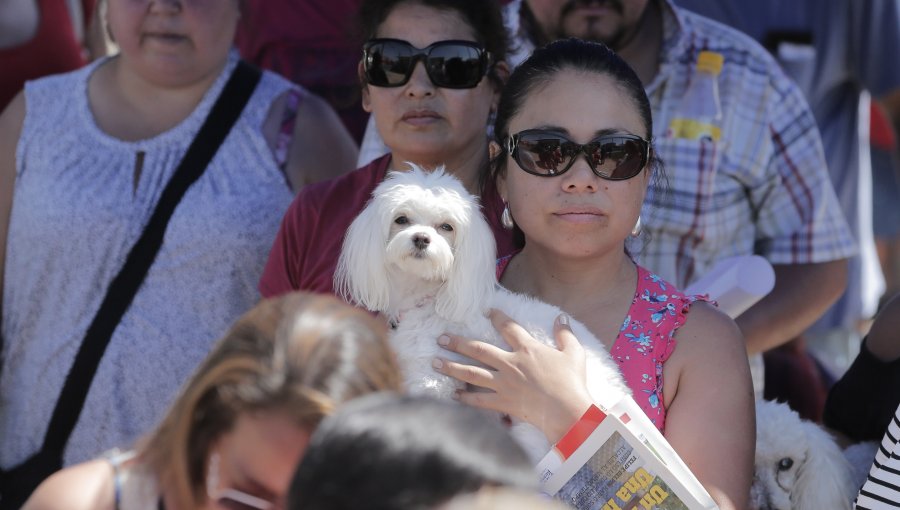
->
<box><xmin>22</xmin><ymin>291</ymin><xmax>402</xmax><ymax>510</ymax></box>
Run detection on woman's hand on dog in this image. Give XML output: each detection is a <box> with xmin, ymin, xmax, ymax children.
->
<box><xmin>433</xmin><ymin>309</ymin><xmax>595</xmax><ymax>444</ymax></box>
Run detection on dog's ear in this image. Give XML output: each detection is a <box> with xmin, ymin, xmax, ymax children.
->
<box><xmin>435</xmin><ymin>200</ymin><xmax>498</xmax><ymax>322</ymax></box>
<box><xmin>335</xmin><ymin>195</ymin><xmax>392</xmax><ymax>312</ymax></box>
<box><xmin>792</xmin><ymin>420</ymin><xmax>857</xmax><ymax>510</ymax></box>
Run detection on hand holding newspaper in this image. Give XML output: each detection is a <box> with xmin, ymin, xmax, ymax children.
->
<box><xmin>534</xmin><ymin>256</ymin><xmax>773</xmax><ymax>509</ymax></box>
<box><xmin>536</xmin><ymin>394</ymin><xmax>719</xmax><ymax>510</ymax></box>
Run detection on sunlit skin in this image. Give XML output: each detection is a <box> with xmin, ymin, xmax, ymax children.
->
<box><xmin>361</xmin><ymin>3</ymin><xmax>501</xmax><ymax>193</ymax></box>
<box><xmin>199</xmin><ymin>412</ymin><xmax>310</xmax><ymax>510</ymax></box>
<box><xmin>105</xmin><ymin>0</ymin><xmax>240</xmax><ymax>89</ymax></box>
<box><xmin>81</xmin><ymin>0</ymin><xmax>357</xmax><ymax>184</ymax></box>
<box><xmin>18</xmin><ymin>411</ymin><xmax>311</xmax><ymax>510</ymax></box>
<box><xmin>88</xmin><ymin>0</ymin><xmax>243</xmax><ymax>141</ymax></box>
<box><xmin>498</xmin><ymin>70</ymin><xmax>648</xmax><ymax>264</ymax></box>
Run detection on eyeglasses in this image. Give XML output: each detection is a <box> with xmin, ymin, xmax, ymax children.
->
<box><xmin>503</xmin><ymin>129</ymin><xmax>650</xmax><ymax>180</ymax></box>
<box><xmin>363</xmin><ymin>38</ymin><xmax>491</xmax><ymax>89</ymax></box>
<box><xmin>207</xmin><ymin>453</ymin><xmax>276</xmax><ymax>510</ymax></box>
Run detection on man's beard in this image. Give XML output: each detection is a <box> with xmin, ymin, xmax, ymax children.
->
<box><xmin>552</xmin><ymin>0</ymin><xmax>629</xmax><ymax>50</ymax></box>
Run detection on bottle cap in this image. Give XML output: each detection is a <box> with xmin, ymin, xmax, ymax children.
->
<box><xmin>696</xmin><ymin>51</ymin><xmax>724</xmax><ymax>74</ymax></box>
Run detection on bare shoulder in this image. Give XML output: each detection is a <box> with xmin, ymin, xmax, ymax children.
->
<box><xmin>666</xmin><ymin>300</ymin><xmax>748</xmax><ymax>386</ymax></box>
<box><xmin>663</xmin><ymin>301</ymin><xmax>755</xmax><ymax>510</ymax></box>
<box><xmin>22</xmin><ymin>459</ymin><xmax>116</xmax><ymax>510</ymax></box>
<box><xmin>289</xmin><ymin>89</ymin><xmax>358</xmax><ymax>185</ymax></box>
<box><xmin>262</xmin><ymin>86</ymin><xmax>357</xmax><ymax>191</ymax></box>
<box><xmin>296</xmin><ymin>89</ymin><xmax>336</xmax><ymax>118</ymax></box>
<box><xmin>0</xmin><ymin>90</ymin><xmax>26</xmax><ymax>148</ymax></box>
<box><xmin>677</xmin><ymin>301</ymin><xmax>744</xmax><ymax>352</ymax></box>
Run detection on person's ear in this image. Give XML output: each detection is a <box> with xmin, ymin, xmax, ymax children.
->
<box><xmin>489</xmin><ymin>140</ymin><xmax>503</xmax><ymax>162</ymax></box>
<box><xmin>359</xmin><ymin>60</ymin><xmax>372</xmax><ymax>113</ymax></box>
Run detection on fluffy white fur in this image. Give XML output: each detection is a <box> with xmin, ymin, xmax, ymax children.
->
<box><xmin>752</xmin><ymin>399</ymin><xmax>858</xmax><ymax>510</ymax></box>
<box><xmin>335</xmin><ymin>165</ymin><xmax>630</xmax><ymax>462</ymax></box>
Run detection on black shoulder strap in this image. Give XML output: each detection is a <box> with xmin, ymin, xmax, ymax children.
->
<box><xmin>44</xmin><ymin>60</ymin><xmax>261</xmax><ymax>455</ymax></box>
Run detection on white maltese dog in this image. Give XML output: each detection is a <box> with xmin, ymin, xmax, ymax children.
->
<box><xmin>752</xmin><ymin>399</ymin><xmax>860</xmax><ymax>510</ymax></box>
<box><xmin>335</xmin><ymin>165</ymin><xmax>630</xmax><ymax>462</ymax></box>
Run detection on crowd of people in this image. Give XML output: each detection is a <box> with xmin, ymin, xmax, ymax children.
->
<box><xmin>1</xmin><ymin>0</ymin><xmax>899</xmax><ymax>509</ymax></box>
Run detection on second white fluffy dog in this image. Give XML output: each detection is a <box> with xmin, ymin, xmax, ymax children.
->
<box><xmin>335</xmin><ymin>165</ymin><xmax>630</xmax><ymax>461</ymax></box>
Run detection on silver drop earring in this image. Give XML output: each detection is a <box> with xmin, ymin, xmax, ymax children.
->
<box><xmin>631</xmin><ymin>215</ymin><xmax>642</xmax><ymax>237</ymax></box>
<box><xmin>501</xmin><ymin>202</ymin><xmax>515</xmax><ymax>230</ymax></box>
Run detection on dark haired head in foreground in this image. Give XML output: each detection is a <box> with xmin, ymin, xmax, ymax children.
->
<box><xmin>289</xmin><ymin>393</ymin><xmax>538</xmax><ymax>510</ymax></box>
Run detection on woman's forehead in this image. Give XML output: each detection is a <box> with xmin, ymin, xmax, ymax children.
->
<box><xmin>510</xmin><ymin>71</ymin><xmax>646</xmax><ymax>136</ymax></box>
<box><xmin>376</xmin><ymin>3</ymin><xmax>479</xmax><ymax>44</ymax></box>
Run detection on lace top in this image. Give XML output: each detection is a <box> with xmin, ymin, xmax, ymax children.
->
<box><xmin>497</xmin><ymin>257</ymin><xmax>705</xmax><ymax>432</ymax></box>
<box><xmin>1</xmin><ymin>53</ymin><xmax>295</xmax><ymax>467</ymax></box>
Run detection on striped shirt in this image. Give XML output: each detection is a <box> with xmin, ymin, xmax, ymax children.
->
<box><xmin>630</xmin><ymin>1</ymin><xmax>856</xmax><ymax>288</ymax></box>
<box><xmin>856</xmin><ymin>405</ymin><xmax>900</xmax><ymax>508</ymax></box>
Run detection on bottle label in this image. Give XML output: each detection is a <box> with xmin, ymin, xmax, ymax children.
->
<box><xmin>668</xmin><ymin>118</ymin><xmax>721</xmax><ymax>142</ymax></box>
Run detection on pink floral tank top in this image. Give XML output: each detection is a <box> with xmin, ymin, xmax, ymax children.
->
<box><xmin>497</xmin><ymin>258</ymin><xmax>706</xmax><ymax>433</ymax></box>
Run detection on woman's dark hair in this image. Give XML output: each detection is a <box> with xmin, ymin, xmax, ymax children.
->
<box><xmin>356</xmin><ymin>0</ymin><xmax>509</xmax><ymax>87</ymax></box>
<box><xmin>494</xmin><ymin>38</ymin><xmax>652</xmax><ymax>156</ymax></box>
<box><xmin>487</xmin><ymin>38</ymin><xmax>666</xmax><ymax>251</ymax></box>
<box><xmin>288</xmin><ymin>394</ymin><xmax>538</xmax><ymax>510</ymax></box>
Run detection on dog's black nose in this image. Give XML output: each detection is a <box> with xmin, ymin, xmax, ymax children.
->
<box><xmin>413</xmin><ymin>233</ymin><xmax>430</xmax><ymax>250</ymax></box>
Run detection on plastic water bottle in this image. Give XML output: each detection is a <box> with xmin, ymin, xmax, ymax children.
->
<box><xmin>669</xmin><ymin>51</ymin><xmax>723</xmax><ymax>142</ymax></box>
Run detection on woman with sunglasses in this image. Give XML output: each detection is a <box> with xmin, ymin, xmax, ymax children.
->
<box><xmin>258</xmin><ymin>0</ymin><xmax>515</xmax><ymax>297</ymax></box>
<box><xmin>22</xmin><ymin>291</ymin><xmax>403</xmax><ymax>510</ymax></box>
<box><xmin>433</xmin><ymin>39</ymin><xmax>755</xmax><ymax>509</ymax></box>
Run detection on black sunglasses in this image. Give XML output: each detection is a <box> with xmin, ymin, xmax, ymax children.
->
<box><xmin>504</xmin><ymin>130</ymin><xmax>650</xmax><ymax>180</ymax></box>
<box><xmin>363</xmin><ymin>38</ymin><xmax>491</xmax><ymax>89</ymax></box>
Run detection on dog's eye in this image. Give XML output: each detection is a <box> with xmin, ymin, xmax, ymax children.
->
<box><xmin>776</xmin><ymin>458</ymin><xmax>794</xmax><ymax>471</ymax></box>
<box><xmin>395</xmin><ymin>216</ymin><xmax>409</xmax><ymax>225</ymax></box>
<box><xmin>440</xmin><ymin>223</ymin><xmax>454</xmax><ymax>232</ymax></box>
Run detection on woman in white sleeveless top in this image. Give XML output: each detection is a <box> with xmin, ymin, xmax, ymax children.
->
<box><xmin>0</xmin><ymin>0</ymin><xmax>359</xmax><ymax>469</ymax></box>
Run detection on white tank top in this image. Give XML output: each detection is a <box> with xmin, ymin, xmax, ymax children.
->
<box><xmin>1</xmin><ymin>52</ymin><xmax>295</xmax><ymax>467</ymax></box>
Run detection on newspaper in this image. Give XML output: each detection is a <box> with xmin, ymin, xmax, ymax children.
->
<box><xmin>536</xmin><ymin>396</ymin><xmax>718</xmax><ymax>510</ymax></box>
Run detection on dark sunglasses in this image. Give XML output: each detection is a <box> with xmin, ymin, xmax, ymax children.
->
<box><xmin>363</xmin><ymin>38</ymin><xmax>491</xmax><ymax>89</ymax></box>
<box><xmin>504</xmin><ymin>129</ymin><xmax>650</xmax><ymax>180</ymax></box>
